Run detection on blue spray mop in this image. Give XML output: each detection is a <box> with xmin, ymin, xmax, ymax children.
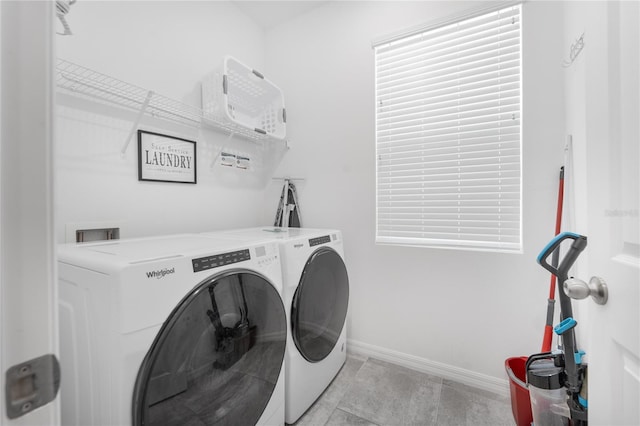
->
<box><xmin>530</xmin><ymin>232</ymin><xmax>589</xmax><ymax>425</ymax></box>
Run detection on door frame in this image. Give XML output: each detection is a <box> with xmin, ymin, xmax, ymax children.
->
<box><xmin>1</xmin><ymin>1</ymin><xmax>59</xmax><ymax>424</ymax></box>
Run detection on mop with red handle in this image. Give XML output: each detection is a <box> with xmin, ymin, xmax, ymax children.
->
<box><xmin>541</xmin><ymin>166</ymin><xmax>565</xmax><ymax>352</ymax></box>
<box><xmin>505</xmin><ymin>167</ymin><xmax>567</xmax><ymax>426</ymax></box>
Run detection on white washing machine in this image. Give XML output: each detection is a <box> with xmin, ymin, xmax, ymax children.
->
<box><xmin>58</xmin><ymin>234</ymin><xmax>286</xmax><ymax>426</ymax></box>
<box><xmin>202</xmin><ymin>227</ymin><xmax>349</xmax><ymax>424</ymax></box>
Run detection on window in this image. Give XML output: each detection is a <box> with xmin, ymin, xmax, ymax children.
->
<box><xmin>374</xmin><ymin>4</ymin><xmax>522</xmax><ymax>252</ymax></box>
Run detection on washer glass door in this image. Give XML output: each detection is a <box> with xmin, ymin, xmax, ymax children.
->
<box><xmin>292</xmin><ymin>247</ymin><xmax>349</xmax><ymax>362</ymax></box>
<box><xmin>132</xmin><ymin>270</ymin><xmax>286</xmax><ymax>425</ymax></box>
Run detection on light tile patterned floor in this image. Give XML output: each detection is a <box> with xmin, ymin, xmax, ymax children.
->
<box><xmin>292</xmin><ymin>356</ymin><xmax>513</xmax><ymax>426</ymax></box>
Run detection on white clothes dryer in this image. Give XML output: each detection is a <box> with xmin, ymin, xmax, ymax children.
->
<box><xmin>202</xmin><ymin>228</ymin><xmax>349</xmax><ymax>424</ymax></box>
<box><xmin>58</xmin><ymin>234</ymin><xmax>286</xmax><ymax>426</ymax></box>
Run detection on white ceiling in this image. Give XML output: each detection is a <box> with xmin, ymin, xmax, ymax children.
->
<box><xmin>231</xmin><ymin>1</ymin><xmax>328</xmax><ymax>30</ymax></box>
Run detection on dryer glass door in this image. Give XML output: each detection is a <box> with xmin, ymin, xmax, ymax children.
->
<box><xmin>292</xmin><ymin>247</ymin><xmax>349</xmax><ymax>362</ymax></box>
<box><xmin>132</xmin><ymin>270</ymin><xmax>286</xmax><ymax>426</ymax></box>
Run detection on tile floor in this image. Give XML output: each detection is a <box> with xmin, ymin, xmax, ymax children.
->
<box><xmin>293</xmin><ymin>355</ymin><xmax>514</xmax><ymax>426</ymax></box>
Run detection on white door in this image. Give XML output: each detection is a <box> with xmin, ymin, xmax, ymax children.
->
<box><xmin>0</xmin><ymin>1</ymin><xmax>59</xmax><ymax>425</ymax></box>
<box><xmin>566</xmin><ymin>1</ymin><xmax>640</xmax><ymax>425</ymax></box>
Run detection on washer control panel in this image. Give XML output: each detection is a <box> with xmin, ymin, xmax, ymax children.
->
<box><xmin>255</xmin><ymin>244</ymin><xmax>279</xmax><ymax>269</ymax></box>
<box><xmin>192</xmin><ymin>249</ymin><xmax>250</xmax><ymax>272</ymax></box>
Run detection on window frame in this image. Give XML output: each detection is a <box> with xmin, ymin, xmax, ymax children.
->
<box><xmin>373</xmin><ymin>3</ymin><xmax>523</xmax><ymax>253</ymax></box>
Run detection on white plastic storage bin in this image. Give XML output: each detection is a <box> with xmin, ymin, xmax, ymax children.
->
<box><xmin>202</xmin><ymin>56</ymin><xmax>286</xmax><ymax>140</ymax></box>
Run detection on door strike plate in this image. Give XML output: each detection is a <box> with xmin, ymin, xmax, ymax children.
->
<box><xmin>5</xmin><ymin>354</ymin><xmax>60</xmax><ymax>419</ymax></box>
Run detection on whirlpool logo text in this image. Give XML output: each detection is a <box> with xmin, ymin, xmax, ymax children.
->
<box><xmin>146</xmin><ymin>268</ymin><xmax>175</xmax><ymax>279</ymax></box>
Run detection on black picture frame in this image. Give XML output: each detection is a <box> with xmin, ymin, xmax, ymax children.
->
<box><xmin>138</xmin><ymin>130</ymin><xmax>197</xmax><ymax>184</ymax></box>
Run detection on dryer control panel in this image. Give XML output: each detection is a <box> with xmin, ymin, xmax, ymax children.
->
<box><xmin>192</xmin><ymin>249</ymin><xmax>250</xmax><ymax>272</ymax></box>
<box><xmin>309</xmin><ymin>235</ymin><xmax>331</xmax><ymax>247</ymax></box>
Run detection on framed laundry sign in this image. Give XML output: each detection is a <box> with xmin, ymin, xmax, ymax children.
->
<box><xmin>138</xmin><ymin>130</ymin><xmax>197</xmax><ymax>184</ymax></box>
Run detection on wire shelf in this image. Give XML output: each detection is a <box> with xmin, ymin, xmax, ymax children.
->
<box><xmin>56</xmin><ymin>58</ymin><xmax>284</xmax><ymax>144</ymax></box>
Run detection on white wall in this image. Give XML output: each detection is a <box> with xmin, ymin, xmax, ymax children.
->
<box><xmin>55</xmin><ymin>1</ymin><xmax>284</xmax><ymax>242</ymax></box>
<box><xmin>54</xmin><ymin>0</ymin><xmax>570</xmax><ymax>388</ymax></box>
<box><xmin>263</xmin><ymin>0</ymin><xmax>567</xmax><ymax>384</ymax></box>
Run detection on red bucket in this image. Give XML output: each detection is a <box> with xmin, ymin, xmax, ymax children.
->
<box><xmin>505</xmin><ymin>357</ymin><xmax>533</xmax><ymax>426</ymax></box>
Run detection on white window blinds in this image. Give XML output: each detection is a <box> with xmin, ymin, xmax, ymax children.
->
<box><xmin>374</xmin><ymin>4</ymin><xmax>522</xmax><ymax>252</ymax></box>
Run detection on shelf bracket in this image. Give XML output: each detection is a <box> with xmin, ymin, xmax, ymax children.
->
<box><xmin>121</xmin><ymin>90</ymin><xmax>154</xmax><ymax>155</ymax></box>
<box><xmin>210</xmin><ymin>132</ymin><xmax>236</xmax><ymax>167</ymax></box>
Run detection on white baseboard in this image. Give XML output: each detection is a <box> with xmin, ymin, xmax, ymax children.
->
<box><xmin>347</xmin><ymin>339</ymin><xmax>510</xmax><ymax>397</ymax></box>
